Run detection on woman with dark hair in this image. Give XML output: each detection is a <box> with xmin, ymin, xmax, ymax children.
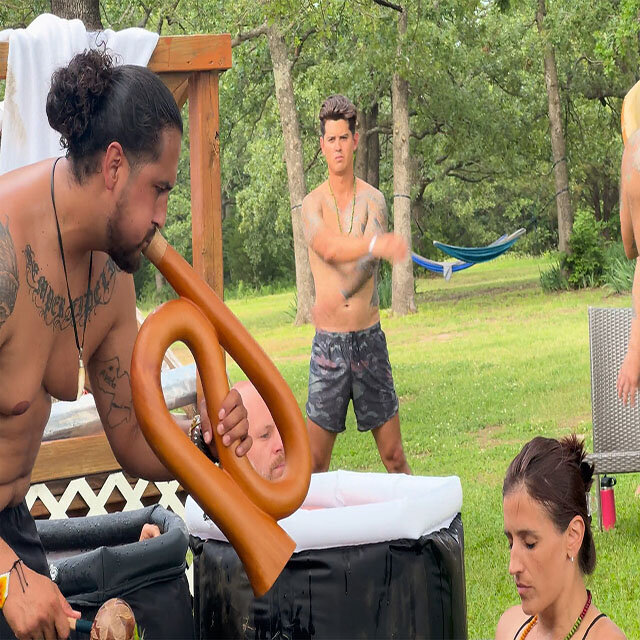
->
<box><xmin>495</xmin><ymin>435</ymin><xmax>626</xmax><ymax>640</ymax></box>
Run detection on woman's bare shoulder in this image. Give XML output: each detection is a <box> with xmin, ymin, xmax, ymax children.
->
<box><xmin>495</xmin><ymin>604</ymin><xmax>529</xmax><ymax>640</ymax></box>
<box><xmin>587</xmin><ymin>612</ymin><xmax>627</xmax><ymax>640</ymax></box>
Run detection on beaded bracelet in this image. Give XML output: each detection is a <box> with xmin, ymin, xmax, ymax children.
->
<box><xmin>0</xmin><ymin>569</ymin><xmax>9</xmax><ymax>609</ymax></box>
<box><xmin>0</xmin><ymin>559</ymin><xmax>28</xmax><ymax>609</ymax></box>
<box><xmin>189</xmin><ymin>415</ymin><xmax>220</xmax><ymax>463</ymax></box>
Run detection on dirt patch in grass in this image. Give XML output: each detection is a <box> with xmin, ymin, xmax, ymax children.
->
<box><xmin>416</xmin><ymin>281</ymin><xmax>539</xmax><ymax>305</ymax></box>
<box><xmin>473</xmin><ymin>424</ymin><xmax>524</xmax><ymax>449</ymax></box>
<box><xmin>418</xmin><ymin>331</ymin><xmax>465</xmax><ymax>343</ymax></box>
<box><xmin>558</xmin><ymin>413</ymin><xmax>591</xmax><ymax>431</ymax></box>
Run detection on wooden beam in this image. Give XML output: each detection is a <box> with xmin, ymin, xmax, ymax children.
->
<box><xmin>0</xmin><ymin>34</ymin><xmax>231</xmax><ymax>80</ymax></box>
<box><xmin>150</xmin><ymin>35</ymin><xmax>231</xmax><ymax>74</ymax></box>
<box><xmin>160</xmin><ymin>72</ymin><xmax>190</xmax><ymax>109</ymax></box>
<box><xmin>31</xmin><ymin>433</ymin><xmax>121</xmax><ymax>484</ymax></box>
<box><xmin>189</xmin><ymin>70</ymin><xmax>223</xmax><ymax>296</ymax></box>
<box><xmin>0</xmin><ymin>42</ymin><xmax>7</xmax><ymax>79</ymax></box>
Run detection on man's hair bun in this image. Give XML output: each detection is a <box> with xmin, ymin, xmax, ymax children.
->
<box><xmin>46</xmin><ymin>49</ymin><xmax>114</xmax><ymax>155</ymax></box>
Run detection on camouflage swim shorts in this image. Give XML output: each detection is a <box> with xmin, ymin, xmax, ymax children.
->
<box><xmin>305</xmin><ymin>322</ymin><xmax>399</xmax><ymax>433</ymax></box>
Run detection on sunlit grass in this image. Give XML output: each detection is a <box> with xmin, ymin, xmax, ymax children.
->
<box><xmin>159</xmin><ymin>254</ymin><xmax>638</xmax><ymax>638</ymax></box>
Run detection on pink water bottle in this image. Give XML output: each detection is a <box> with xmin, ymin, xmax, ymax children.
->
<box><xmin>600</xmin><ymin>475</ymin><xmax>616</xmax><ymax>530</ymax></box>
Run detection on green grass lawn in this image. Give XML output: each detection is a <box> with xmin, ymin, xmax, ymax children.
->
<box><xmin>169</xmin><ymin>254</ymin><xmax>639</xmax><ymax>639</ymax></box>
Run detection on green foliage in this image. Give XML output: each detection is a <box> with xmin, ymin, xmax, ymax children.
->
<box><xmin>564</xmin><ymin>210</ymin><xmax>606</xmax><ymax>288</ymax></box>
<box><xmin>377</xmin><ymin>261</ymin><xmax>392</xmax><ymax>310</ymax></box>
<box><xmin>602</xmin><ymin>242</ymin><xmax>635</xmax><ymax>294</ymax></box>
<box><xmin>539</xmin><ymin>257</ymin><xmax>570</xmax><ymax>292</ymax></box>
<box><xmin>3</xmin><ymin>0</ymin><xmax>638</xmax><ymax>296</ymax></box>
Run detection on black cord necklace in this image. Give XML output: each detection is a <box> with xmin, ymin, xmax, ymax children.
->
<box><xmin>51</xmin><ymin>157</ymin><xmax>93</xmax><ymax>401</ymax></box>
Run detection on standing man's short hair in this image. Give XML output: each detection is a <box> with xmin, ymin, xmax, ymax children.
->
<box><xmin>319</xmin><ymin>94</ymin><xmax>357</xmax><ymax>136</ymax></box>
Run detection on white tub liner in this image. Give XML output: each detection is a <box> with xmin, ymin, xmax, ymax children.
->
<box><xmin>185</xmin><ymin>470</ymin><xmax>462</xmax><ymax>552</ymax></box>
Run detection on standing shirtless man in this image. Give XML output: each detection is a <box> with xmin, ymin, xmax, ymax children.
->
<box><xmin>0</xmin><ymin>50</ymin><xmax>250</xmax><ymax>640</ymax></box>
<box><xmin>302</xmin><ymin>94</ymin><xmax>411</xmax><ymax>475</ymax></box>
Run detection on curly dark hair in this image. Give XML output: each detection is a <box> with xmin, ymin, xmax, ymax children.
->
<box><xmin>46</xmin><ymin>48</ymin><xmax>182</xmax><ymax>182</ymax></box>
<box><xmin>319</xmin><ymin>94</ymin><xmax>357</xmax><ymax>136</ymax></box>
<box><xmin>503</xmin><ymin>434</ymin><xmax>596</xmax><ymax>575</ymax></box>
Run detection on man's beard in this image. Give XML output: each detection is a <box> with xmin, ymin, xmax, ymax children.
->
<box><xmin>106</xmin><ymin>194</ymin><xmax>155</xmax><ymax>274</ymax></box>
<box><xmin>268</xmin><ymin>452</ymin><xmax>286</xmax><ymax>480</ymax></box>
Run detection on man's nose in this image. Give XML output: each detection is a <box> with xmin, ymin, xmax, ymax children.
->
<box><xmin>154</xmin><ymin>204</ymin><xmax>167</xmax><ymax>229</ymax></box>
<box><xmin>273</xmin><ymin>430</ymin><xmax>284</xmax><ymax>453</ymax></box>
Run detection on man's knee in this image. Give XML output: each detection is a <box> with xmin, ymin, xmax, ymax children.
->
<box><xmin>379</xmin><ymin>443</ymin><xmax>410</xmax><ymax>474</ymax></box>
<box><xmin>311</xmin><ymin>453</ymin><xmax>331</xmax><ymax>473</ymax></box>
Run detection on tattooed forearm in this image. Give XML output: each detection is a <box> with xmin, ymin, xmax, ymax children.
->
<box><xmin>340</xmin><ymin>254</ymin><xmax>379</xmax><ymax>301</ymax></box>
<box><xmin>0</xmin><ymin>219</ymin><xmax>19</xmax><ymax>329</ymax></box>
<box><xmin>94</xmin><ymin>355</ymin><xmax>132</xmax><ymax>428</ymax></box>
<box><xmin>23</xmin><ymin>245</ymin><xmax>118</xmax><ymax>331</ymax></box>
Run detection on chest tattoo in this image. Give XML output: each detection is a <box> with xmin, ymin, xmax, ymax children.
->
<box><xmin>23</xmin><ymin>244</ymin><xmax>118</xmax><ymax>331</ymax></box>
<box><xmin>0</xmin><ymin>219</ymin><xmax>19</xmax><ymax>329</ymax></box>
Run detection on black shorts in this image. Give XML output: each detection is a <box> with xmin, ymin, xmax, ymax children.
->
<box><xmin>0</xmin><ymin>501</ymin><xmax>50</xmax><ymax>639</ymax></box>
<box><xmin>306</xmin><ymin>322</ymin><xmax>399</xmax><ymax>433</ymax></box>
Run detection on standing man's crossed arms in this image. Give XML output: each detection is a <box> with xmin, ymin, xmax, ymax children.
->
<box><xmin>302</xmin><ymin>94</ymin><xmax>411</xmax><ymax>475</ymax></box>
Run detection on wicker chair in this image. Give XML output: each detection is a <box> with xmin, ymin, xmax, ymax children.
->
<box><xmin>588</xmin><ymin>307</ymin><xmax>640</xmax><ymax>528</ymax></box>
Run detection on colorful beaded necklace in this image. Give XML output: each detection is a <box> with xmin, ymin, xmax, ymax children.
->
<box><xmin>328</xmin><ymin>174</ymin><xmax>357</xmax><ymax>235</ymax></box>
<box><xmin>519</xmin><ymin>590</ymin><xmax>592</xmax><ymax>640</ymax></box>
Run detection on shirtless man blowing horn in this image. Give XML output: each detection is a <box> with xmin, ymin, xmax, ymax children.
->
<box><xmin>0</xmin><ymin>50</ymin><xmax>250</xmax><ymax>640</ymax></box>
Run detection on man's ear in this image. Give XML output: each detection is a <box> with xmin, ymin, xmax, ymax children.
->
<box><xmin>353</xmin><ymin>131</ymin><xmax>359</xmax><ymax>151</ymax></box>
<box><xmin>102</xmin><ymin>142</ymin><xmax>126</xmax><ymax>190</ymax></box>
<box><xmin>319</xmin><ymin>135</ymin><xmax>326</xmax><ymax>156</ymax></box>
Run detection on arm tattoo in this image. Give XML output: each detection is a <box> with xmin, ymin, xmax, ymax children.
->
<box><xmin>94</xmin><ymin>356</ymin><xmax>132</xmax><ymax>428</ymax></box>
<box><xmin>340</xmin><ymin>255</ymin><xmax>379</xmax><ymax>300</ymax></box>
<box><xmin>23</xmin><ymin>246</ymin><xmax>118</xmax><ymax>331</ymax></box>
<box><xmin>0</xmin><ymin>218</ymin><xmax>19</xmax><ymax>329</ymax></box>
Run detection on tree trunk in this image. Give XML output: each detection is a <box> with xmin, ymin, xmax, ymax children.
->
<box><xmin>51</xmin><ymin>0</ymin><xmax>102</xmax><ymax>29</ymax></box>
<box><xmin>367</xmin><ymin>102</ymin><xmax>380</xmax><ymax>189</ymax></box>
<box><xmin>355</xmin><ymin>109</ymin><xmax>369</xmax><ymax>181</ymax></box>
<box><xmin>266</xmin><ymin>24</ymin><xmax>314</xmax><ymax>325</ymax></box>
<box><xmin>391</xmin><ymin>9</ymin><xmax>416</xmax><ymax>316</ymax></box>
<box><xmin>536</xmin><ymin>0</ymin><xmax>573</xmax><ymax>252</ymax></box>
<box><xmin>155</xmin><ymin>271</ymin><xmax>165</xmax><ymax>293</ymax></box>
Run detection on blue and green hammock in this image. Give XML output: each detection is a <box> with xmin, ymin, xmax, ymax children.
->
<box><xmin>411</xmin><ymin>228</ymin><xmax>526</xmax><ymax>281</ymax></box>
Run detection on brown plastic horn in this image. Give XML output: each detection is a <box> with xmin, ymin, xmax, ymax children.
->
<box><xmin>131</xmin><ymin>231</ymin><xmax>312</xmax><ymax>597</ymax></box>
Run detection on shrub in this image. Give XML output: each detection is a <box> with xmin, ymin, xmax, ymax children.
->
<box><xmin>564</xmin><ymin>210</ymin><xmax>606</xmax><ymax>288</ymax></box>
<box><xmin>603</xmin><ymin>242</ymin><xmax>635</xmax><ymax>294</ymax></box>
<box><xmin>540</xmin><ymin>259</ymin><xmax>570</xmax><ymax>292</ymax></box>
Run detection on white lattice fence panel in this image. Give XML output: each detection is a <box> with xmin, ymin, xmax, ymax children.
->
<box><xmin>26</xmin><ymin>473</ymin><xmax>185</xmax><ymax>519</ymax></box>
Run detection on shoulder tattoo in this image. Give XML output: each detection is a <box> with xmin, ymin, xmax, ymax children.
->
<box><xmin>0</xmin><ymin>219</ymin><xmax>19</xmax><ymax>329</ymax></box>
<box><xmin>23</xmin><ymin>246</ymin><xmax>118</xmax><ymax>331</ymax></box>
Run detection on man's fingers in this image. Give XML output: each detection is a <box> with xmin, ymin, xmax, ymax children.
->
<box><xmin>218</xmin><ymin>413</ymin><xmax>249</xmax><ymax>447</ymax></box>
<box><xmin>217</xmin><ymin>404</ymin><xmax>247</xmax><ymax>434</ymax></box>
<box><xmin>234</xmin><ymin>434</ymin><xmax>253</xmax><ymax>457</ymax></box>
<box><xmin>218</xmin><ymin>388</ymin><xmax>242</xmax><ymax>419</ymax></box>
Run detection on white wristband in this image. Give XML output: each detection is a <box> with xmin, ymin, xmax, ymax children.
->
<box><xmin>368</xmin><ymin>236</ymin><xmax>378</xmax><ymax>254</ymax></box>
